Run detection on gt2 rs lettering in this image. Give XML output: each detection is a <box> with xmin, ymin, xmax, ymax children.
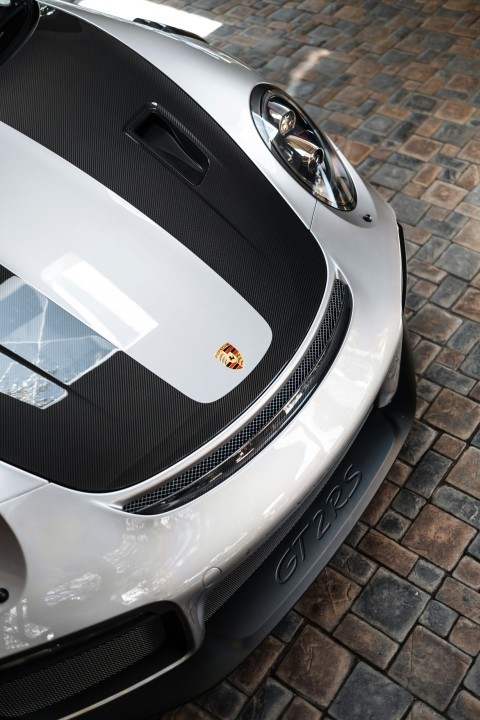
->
<box><xmin>275</xmin><ymin>465</ymin><xmax>362</xmax><ymax>585</ymax></box>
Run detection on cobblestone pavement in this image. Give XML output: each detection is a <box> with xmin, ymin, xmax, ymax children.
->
<box><xmin>153</xmin><ymin>1</ymin><xmax>480</xmax><ymax>718</ymax></box>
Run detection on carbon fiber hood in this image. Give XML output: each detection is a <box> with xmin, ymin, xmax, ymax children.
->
<box><xmin>0</xmin><ymin>5</ymin><xmax>327</xmax><ymax>492</ymax></box>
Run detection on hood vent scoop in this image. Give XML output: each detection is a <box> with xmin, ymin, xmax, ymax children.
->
<box><xmin>127</xmin><ymin>106</ymin><xmax>209</xmax><ymax>185</ymax></box>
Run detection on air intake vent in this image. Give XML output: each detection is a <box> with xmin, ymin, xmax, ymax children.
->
<box><xmin>127</xmin><ymin>105</ymin><xmax>209</xmax><ymax>185</ymax></box>
<box><xmin>0</xmin><ymin>606</ymin><xmax>190</xmax><ymax>719</ymax></box>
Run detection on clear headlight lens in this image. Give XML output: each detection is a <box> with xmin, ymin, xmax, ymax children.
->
<box><xmin>252</xmin><ymin>87</ymin><xmax>356</xmax><ymax>211</ymax></box>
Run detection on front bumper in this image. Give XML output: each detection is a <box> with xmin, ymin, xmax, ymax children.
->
<box><xmin>0</xmin><ymin>322</ymin><xmax>414</xmax><ymax>720</ymax></box>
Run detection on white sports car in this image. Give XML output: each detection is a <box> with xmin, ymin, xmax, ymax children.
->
<box><xmin>0</xmin><ymin>1</ymin><xmax>415</xmax><ymax>718</ymax></box>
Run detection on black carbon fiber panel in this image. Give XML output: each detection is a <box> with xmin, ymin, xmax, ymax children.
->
<box><xmin>124</xmin><ymin>281</ymin><xmax>349</xmax><ymax>513</ymax></box>
<box><xmin>0</xmin><ymin>10</ymin><xmax>328</xmax><ymax>492</ymax></box>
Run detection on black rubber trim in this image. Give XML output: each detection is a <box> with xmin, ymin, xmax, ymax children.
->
<box><xmin>70</xmin><ymin>323</ymin><xmax>416</xmax><ymax>719</ymax></box>
<box><xmin>398</xmin><ymin>222</ymin><xmax>407</xmax><ymax>311</ymax></box>
<box><xmin>0</xmin><ymin>10</ymin><xmax>328</xmax><ymax>492</ymax></box>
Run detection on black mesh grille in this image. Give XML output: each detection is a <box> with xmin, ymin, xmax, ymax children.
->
<box><xmin>124</xmin><ymin>280</ymin><xmax>349</xmax><ymax>514</ymax></box>
<box><xmin>0</xmin><ymin>609</ymin><xmax>189</xmax><ymax>720</ymax></box>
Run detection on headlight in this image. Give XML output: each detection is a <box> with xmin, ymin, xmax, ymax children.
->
<box><xmin>251</xmin><ymin>87</ymin><xmax>356</xmax><ymax>211</ymax></box>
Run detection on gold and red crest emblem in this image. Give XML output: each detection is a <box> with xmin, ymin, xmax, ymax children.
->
<box><xmin>215</xmin><ymin>343</ymin><xmax>244</xmax><ymax>370</ymax></box>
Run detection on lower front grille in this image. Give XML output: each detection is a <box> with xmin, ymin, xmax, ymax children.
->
<box><xmin>0</xmin><ymin>605</ymin><xmax>190</xmax><ymax>720</ymax></box>
<box><xmin>124</xmin><ymin>279</ymin><xmax>351</xmax><ymax>515</ymax></box>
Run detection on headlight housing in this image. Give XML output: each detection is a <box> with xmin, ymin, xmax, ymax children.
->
<box><xmin>251</xmin><ymin>87</ymin><xmax>356</xmax><ymax>211</ymax></box>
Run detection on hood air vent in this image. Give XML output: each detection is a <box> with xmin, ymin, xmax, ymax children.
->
<box><xmin>127</xmin><ymin>106</ymin><xmax>209</xmax><ymax>185</ymax></box>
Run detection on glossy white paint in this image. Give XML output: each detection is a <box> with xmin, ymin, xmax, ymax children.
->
<box><xmin>0</xmin><ymin>123</ymin><xmax>271</xmax><ymax>403</ymax></box>
<box><xmin>0</xmin><ymin>462</ymin><xmax>47</xmax><ymax>504</ymax></box>
<box><xmin>47</xmin><ymin>0</ymin><xmax>318</xmax><ymax>228</ymax></box>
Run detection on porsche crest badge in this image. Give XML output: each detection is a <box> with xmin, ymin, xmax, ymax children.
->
<box><xmin>215</xmin><ymin>343</ymin><xmax>244</xmax><ymax>370</ymax></box>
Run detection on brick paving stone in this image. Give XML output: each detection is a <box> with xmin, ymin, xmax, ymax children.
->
<box><xmin>437</xmin><ymin>577</ymin><xmax>480</xmax><ymax>624</ymax></box>
<box><xmin>197</xmin><ymin>682</ymin><xmax>248</xmax><ymax>719</ymax></box>
<box><xmin>408</xmin><ymin>257</ymin><xmax>447</xmax><ymax>283</ymax></box>
<box><xmin>433</xmin><ymin>485</ymin><xmax>480</xmax><ymax>530</ymax></box>
<box><xmin>405</xmin><ymin>450</ymin><xmax>452</xmax><ymax>498</ymax></box>
<box><xmin>408</xmin><ymin>559</ymin><xmax>445</xmax><ymax>593</ymax></box>
<box><xmin>162</xmin><ymin>705</ymin><xmax>212</xmax><ymax>720</ymax></box>
<box><xmin>437</xmin><ymin>245</ymin><xmax>480</xmax><ymax>281</ymax></box>
<box><xmin>416</xmin><ymin>236</ymin><xmax>450</xmax><ymax>264</ymax></box>
<box><xmin>329</xmin><ymin>543</ymin><xmax>377</xmax><ymax>586</ymax></box>
<box><xmin>412</xmin><ymin>279</ymin><xmax>437</xmax><ymax>299</ymax></box>
<box><xmin>272</xmin><ymin>611</ymin><xmax>303</xmax><ymax>644</ymax></box>
<box><xmin>399</xmin><ymin>421</ymin><xmax>438</xmax><ymax>465</ymax></box>
<box><xmin>453</xmin><ymin>556</ymin><xmax>480</xmax><ymax>590</ymax></box>
<box><xmin>352</xmin><ymin>568</ymin><xmax>428</xmax><ymax>642</ymax></box>
<box><xmin>417</xmin><ymin>378</ymin><xmax>441</xmax><ymax>404</ymax></box>
<box><xmin>421</xmin><ymin>181</ymin><xmax>468</xmax><ymax>210</ymax></box>
<box><xmin>403</xmin><ymin>504</ymin><xmax>476</xmax><ymax>570</ymax></box>
<box><xmin>236</xmin><ymin>679</ymin><xmax>292</xmax><ymax>720</ymax></box>
<box><xmin>448</xmin><ymin>320</ymin><xmax>480</xmax><ymax>353</ymax></box>
<box><xmin>433</xmin><ymin>434</ymin><xmax>466</xmax><ymax>460</ymax></box>
<box><xmin>361</xmin><ymin>480</ymin><xmax>399</xmax><ymax>525</ymax></box>
<box><xmin>457</xmin><ymin>166</ymin><xmax>480</xmax><ymax>193</ymax></box>
<box><xmin>436</xmin><ymin>347</ymin><xmax>465</xmax><ymax>370</ymax></box>
<box><xmin>415</xmin><ymin>164</ymin><xmax>442</xmax><ymax>188</ymax></box>
<box><xmin>276</xmin><ymin>626</ymin><xmax>353</xmax><ymax>707</ymax></box>
<box><xmin>404</xmin><ymin>701</ymin><xmax>445</xmax><ymax>720</ymax></box>
<box><xmin>448</xmin><ymin>690</ymin><xmax>480</xmax><ymax>720</ymax></box>
<box><xmin>333</xmin><ymin>613</ymin><xmax>399</xmax><ymax>670</ymax></box>
<box><xmin>409</xmin><ymin>304</ymin><xmax>462</xmax><ymax>343</ymax></box>
<box><xmin>431</xmin><ymin>276</ymin><xmax>467</xmax><ymax>309</ymax></box>
<box><xmin>461</xmin><ymin>343</ymin><xmax>480</xmax><ymax>379</ymax></box>
<box><xmin>389</xmin><ymin>626</ymin><xmax>471</xmax><ymax>711</ymax></box>
<box><xmin>424</xmin><ymin>389</ymin><xmax>480</xmax><ymax>440</ymax></box>
<box><xmin>345</xmin><ymin>521</ymin><xmax>368</xmax><ymax>548</ymax></box>
<box><xmin>387</xmin><ymin>460</ymin><xmax>412</xmax><ymax>487</ymax></box>
<box><xmin>450</xmin><ymin>616</ymin><xmax>480</xmax><ymax>657</ymax></box>
<box><xmin>295</xmin><ymin>567</ymin><xmax>361</xmax><ymax>632</ymax></box>
<box><xmin>281</xmin><ymin>697</ymin><xmax>322</xmax><ymax>720</ymax></box>
<box><xmin>413</xmin><ymin>340</ymin><xmax>441</xmax><ymax>374</ymax></box>
<box><xmin>454</xmin><ymin>218</ymin><xmax>480</xmax><ymax>253</ymax></box>
<box><xmin>468</xmin><ymin>532</ymin><xmax>480</xmax><ymax>561</ymax></box>
<box><xmin>376</xmin><ymin>509</ymin><xmax>411</xmax><ymax>540</ymax></box>
<box><xmin>464</xmin><ymin>654</ymin><xmax>480</xmax><ymax>699</ymax></box>
<box><xmin>453</xmin><ymin>287</ymin><xmax>480</xmax><ymax>322</ymax></box>
<box><xmin>419</xmin><ymin>599</ymin><xmax>458</xmax><ymax>637</ymax></box>
<box><xmin>435</xmin><ymin>100</ymin><xmax>475</xmax><ymax>124</ymax></box>
<box><xmin>458</xmin><ymin>140</ymin><xmax>480</xmax><ymax>164</ymax></box>
<box><xmin>401</xmin><ymin>136</ymin><xmax>443</xmax><ymax>161</ymax></box>
<box><xmin>371</xmin><ymin>163</ymin><xmax>415</xmax><ymax>190</ymax></box>
<box><xmin>329</xmin><ymin>663</ymin><xmax>413</xmax><ymax>720</ymax></box>
<box><xmin>392</xmin><ymin>488</ymin><xmax>427</xmax><ymax>519</ymax></box>
<box><xmin>457</xmin><ymin>201</ymin><xmax>480</xmax><ymax>221</ymax></box>
<box><xmin>390</xmin><ymin>193</ymin><xmax>430</xmax><ymax>225</ymax></box>
<box><xmin>358</xmin><ymin>529</ymin><xmax>418</xmax><ymax>577</ymax></box>
<box><xmin>433</xmin><ymin>122</ymin><xmax>476</xmax><ymax>147</ymax></box>
<box><xmin>230</xmin><ymin>636</ymin><xmax>285</xmax><ymax>695</ymax></box>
